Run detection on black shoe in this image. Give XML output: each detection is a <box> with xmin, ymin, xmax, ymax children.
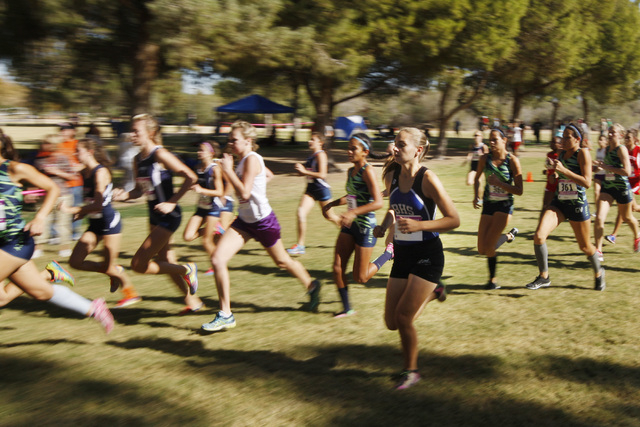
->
<box><xmin>507</xmin><ymin>227</ymin><xmax>518</xmax><ymax>243</ymax></box>
<box><xmin>434</xmin><ymin>281</ymin><xmax>447</xmax><ymax>302</ymax></box>
<box><xmin>485</xmin><ymin>281</ymin><xmax>501</xmax><ymax>290</ymax></box>
<box><xmin>595</xmin><ymin>268</ymin><xmax>606</xmax><ymax>291</ymax></box>
<box><xmin>525</xmin><ymin>275</ymin><xmax>551</xmax><ymax>290</ymax></box>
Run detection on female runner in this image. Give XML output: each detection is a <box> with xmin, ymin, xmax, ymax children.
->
<box><xmin>287</xmin><ymin>132</ymin><xmax>338</xmax><ymax>255</ymax></box>
<box><xmin>202</xmin><ymin>121</ymin><xmax>321</xmax><ymax>332</ymax></box>
<box><xmin>113</xmin><ymin>114</ymin><xmax>202</xmax><ymax>313</ymax></box>
<box><xmin>183</xmin><ymin>141</ymin><xmax>225</xmax><ymax>274</ymax></box>
<box><xmin>465</xmin><ymin>131</ymin><xmax>488</xmax><ymax>186</ymax></box>
<box><xmin>62</xmin><ymin>138</ymin><xmax>140</xmax><ymax>307</ymax></box>
<box><xmin>374</xmin><ymin>127</ymin><xmax>460</xmax><ymax>390</ymax></box>
<box><xmin>473</xmin><ymin>129</ymin><xmax>523</xmax><ymax>289</ymax></box>
<box><xmin>322</xmin><ymin>133</ymin><xmax>393</xmax><ymax>317</ymax></box>
<box><xmin>525</xmin><ymin>124</ymin><xmax>605</xmax><ymax>291</ymax></box>
<box><xmin>593</xmin><ymin>124</ymin><xmax>640</xmax><ymax>260</ymax></box>
<box><xmin>0</xmin><ymin>137</ymin><xmax>114</xmax><ymax>332</ymax></box>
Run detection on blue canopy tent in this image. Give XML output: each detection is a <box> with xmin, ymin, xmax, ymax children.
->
<box><xmin>216</xmin><ymin>94</ymin><xmax>295</xmax><ymax>114</ymax></box>
<box><xmin>334</xmin><ymin>116</ymin><xmax>367</xmax><ymax>140</ymax></box>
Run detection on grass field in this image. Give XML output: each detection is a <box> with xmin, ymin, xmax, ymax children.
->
<box><xmin>1</xmin><ymin>137</ymin><xmax>639</xmax><ymax>426</ymax></box>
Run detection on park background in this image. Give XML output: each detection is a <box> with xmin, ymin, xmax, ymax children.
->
<box><xmin>1</xmin><ymin>0</ymin><xmax>640</xmax><ymax>425</ymax></box>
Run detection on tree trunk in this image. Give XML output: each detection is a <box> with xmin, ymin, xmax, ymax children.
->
<box><xmin>127</xmin><ymin>2</ymin><xmax>159</xmax><ymax>116</ymax></box>
<box><xmin>550</xmin><ymin>100</ymin><xmax>560</xmax><ymax>142</ymax></box>
<box><xmin>581</xmin><ymin>95</ymin><xmax>589</xmax><ymax>124</ymax></box>
<box><xmin>305</xmin><ymin>76</ymin><xmax>341</xmax><ymax>172</ymax></box>
<box><xmin>511</xmin><ymin>89</ymin><xmax>524</xmax><ymax>121</ymax></box>
<box><xmin>436</xmin><ymin>82</ymin><xmax>451</xmax><ymax>159</ymax></box>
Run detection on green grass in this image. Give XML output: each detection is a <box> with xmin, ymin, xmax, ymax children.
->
<box><xmin>1</xmin><ymin>141</ymin><xmax>639</xmax><ymax>426</ymax></box>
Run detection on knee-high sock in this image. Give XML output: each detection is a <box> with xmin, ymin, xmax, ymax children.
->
<box><xmin>372</xmin><ymin>249</ymin><xmax>393</xmax><ymax>270</ymax></box>
<box><xmin>338</xmin><ymin>287</ymin><xmax>351</xmax><ymax>312</ymax></box>
<box><xmin>587</xmin><ymin>252</ymin><xmax>601</xmax><ymax>274</ymax></box>
<box><xmin>534</xmin><ymin>243</ymin><xmax>549</xmax><ymax>274</ymax></box>
<box><xmin>488</xmin><ymin>256</ymin><xmax>497</xmax><ymax>280</ymax></box>
<box><xmin>495</xmin><ymin>234</ymin><xmax>509</xmax><ymax>250</ymax></box>
<box><xmin>48</xmin><ymin>284</ymin><xmax>92</xmax><ymax>316</ymax></box>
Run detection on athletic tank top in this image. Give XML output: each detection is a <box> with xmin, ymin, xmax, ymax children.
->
<box><xmin>483</xmin><ymin>154</ymin><xmax>514</xmax><ymax>204</ymax></box>
<box><xmin>0</xmin><ymin>160</ymin><xmax>25</xmax><ymax>239</ymax></box>
<box><xmin>236</xmin><ymin>151</ymin><xmax>272</xmax><ymax>223</ymax></box>
<box><xmin>83</xmin><ymin>164</ymin><xmax>115</xmax><ymax>219</ymax></box>
<box><xmin>304</xmin><ymin>151</ymin><xmax>330</xmax><ymax>188</ymax></box>
<box><xmin>135</xmin><ymin>146</ymin><xmax>175</xmax><ymax>209</ymax></box>
<box><xmin>602</xmin><ymin>145</ymin><xmax>630</xmax><ymax>190</ymax></box>
<box><xmin>346</xmin><ymin>163</ymin><xmax>375</xmax><ymax>221</ymax></box>
<box><xmin>389</xmin><ymin>166</ymin><xmax>438</xmax><ymax>245</ymax></box>
<box><xmin>196</xmin><ymin>162</ymin><xmax>216</xmax><ymax>210</ymax></box>
<box><xmin>470</xmin><ymin>143</ymin><xmax>485</xmax><ymax>161</ymax></box>
<box><xmin>556</xmin><ymin>148</ymin><xmax>588</xmax><ymax>205</ymax></box>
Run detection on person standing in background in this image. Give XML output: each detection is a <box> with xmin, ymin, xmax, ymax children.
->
<box><xmin>59</xmin><ymin>123</ymin><xmax>83</xmax><ymax>240</ymax></box>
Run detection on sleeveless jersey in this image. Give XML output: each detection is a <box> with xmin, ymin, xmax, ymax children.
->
<box><xmin>629</xmin><ymin>145</ymin><xmax>640</xmax><ymax>188</ymax></box>
<box><xmin>304</xmin><ymin>151</ymin><xmax>330</xmax><ymax>188</ymax></box>
<box><xmin>346</xmin><ymin>163</ymin><xmax>376</xmax><ymax>228</ymax></box>
<box><xmin>135</xmin><ymin>146</ymin><xmax>176</xmax><ymax>209</ymax></box>
<box><xmin>236</xmin><ymin>151</ymin><xmax>271</xmax><ymax>223</ymax></box>
<box><xmin>602</xmin><ymin>145</ymin><xmax>630</xmax><ymax>191</ymax></box>
<box><xmin>83</xmin><ymin>165</ymin><xmax>116</xmax><ymax>219</ymax></box>
<box><xmin>0</xmin><ymin>160</ymin><xmax>25</xmax><ymax>240</ymax></box>
<box><xmin>483</xmin><ymin>154</ymin><xmax>514</xmax><ymax>204</ymax></box>
<box><xmin>470</xmin><ymin>143</ymin><xmax>486</xmax><ymax>162</ymax></box>
<box><xmin>555</xmin><ymin>148</ymin><xmax>588</xmax><ymax>205</ymax></box>
<box><xmin>389</xmin><ymin>166</ymin><xmax>438</xmax><ymax>245</ymax></box>
<box><xmin>196</xmin><ymin>162</ymin><xmax>216</xmax><ymax>210</ymax></box>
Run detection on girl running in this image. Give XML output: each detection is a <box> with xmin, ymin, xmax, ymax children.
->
<box><xmin>541</xmin><ymin>136</ymin><xmax>562</xmax><ymax>216</ymax></box>
<box><xmin>202</xmin><ymin>121</ymin><xmax>321</xmax><ymax>332</ymax></box>
<box><xmin>322</xmin><ymin>133</ymin><xmax>394</xmax><ymax>317</ymax></box>
<box><xmin>61</xmin><ymin>138</ymin><xmax>140</xmax><ymax>308</ymax></box>
<box><xmin>112</xmin><ymin>114</ymin><xmax>202</xmax><ymax>313</ymax></box>
<box><xmin>604</xmin><ymin>128</ymin><xmax>640</xmax><ymax>244</ymax></box>
<box><xmin>593</xmin><ymin>124</ymin><xmax>640</xmax><ymax>261</ymax></box>
<box><xmin>0</xmin><ymin>137</ymin><xmax>114</xmax><ymax>333</ymax></box>
<box><xmin>373</xmin><ymin>127</ymin><xmax>460</xmax><ymax>390</ymax></box>
<box><xmin>287</xmin><ymin>132</ymin><xmax>338</xmax><ymax>255</ymax></box>
<box><xmin>593</xmin><ymin>134</ymin><xmax>608</xmax><ymax>205</ymax></box>
<box><xmin>473</xmin><ymin>129</ymin><xmax>523</xmax><ymax>289</ymax></box>
<box><xmin>183</xmin><ymin>141</ymin><xmax>225</xmax><ymax>275</ymax></box>
<box><xmin>465</xmin><ymin>131</ymin><xmax>488</xmax><ymax>186</ymax></box>
<box><xmin>525</xmin><ymin>124</ymin><xmax>605</xmax><ymax>291</ymax></box>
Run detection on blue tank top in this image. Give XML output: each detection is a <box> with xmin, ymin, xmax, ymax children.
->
<box><xmin>0</xmin><ymin>160</ymin><xmax>25</xmax><ymax>239</ymax></box>
<box><xmin>83</xmin><ymin>165</ymin><xmax>116</xmax><ymax>219</ymax></box>
<box><xmin>304</xmin><ymin>151</ymin><xmax>330</xmax><ymax>189</ymax></box>
<box><xmin>135</xmin><ymin>146</ymin><xmax>176</xmax><ymax>210</ymax></box>
<box><xmin>196</xmin><ymin>162</ymin><xmax>216</xmax><ymax>210</ymax></box>
<box><xmin>389</xmin><ymin>166</ymin><xmax>438</xmax><ymax>245</ymax></box>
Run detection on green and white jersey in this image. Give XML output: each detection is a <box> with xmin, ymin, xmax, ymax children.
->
<box><xmin>602</xmin><ymin>145</ymin><xmax>630</xmax><ymax>191</ymax></box>
<box><xmin>483</xmin><ymin>154</ymin><xmax>514</xmax><ymax>204</ymax></box>
<box><xmin>555</xmin><ymin>149</ymin><xmax>588</xmax><ymax>206</ymax></box>
<box><xmin>0</xmin><ymin>160</ymin><xmax>25</xmax><ymax>240</ymax></box>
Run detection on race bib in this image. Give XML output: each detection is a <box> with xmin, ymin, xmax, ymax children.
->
<box><xmin>394</xmin><ymin>215</ymin><xmax>422</xmax><ymax>242</ymax></box>
<box><xmin>136</xmin><ymin>176</ymin><xmax>156</xmax><ymax>201</ymax></box>
<box><xmin>83</xmin><ymin>197</ymin><xmax>103</xmax><ymax>219</ymax></box>
<box><xmin>558</xmin><ymin>179</ymin><xmax>578</xmax><ymax>200</ymax></box>
<box><xmin>0</xmin><ymin>200</ymin><xmax>6</xmax><ymax>231</ymax></box>
<box><xmin>346</xmin><ymin>195</ymin><xmax>357</xmax><ymax>210</ymax></box>
<box><xmin>488</xmin><ymin>184</ymin><xmax>509</xmax><ymax>201</ymax></box>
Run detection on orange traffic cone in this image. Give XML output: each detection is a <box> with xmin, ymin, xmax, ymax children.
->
<box><xmin>526</xmin><ymin>172</ymin><xmax>534</xmax><ymax>183</ymax></box>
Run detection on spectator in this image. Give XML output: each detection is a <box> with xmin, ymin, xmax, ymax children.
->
<box><xmin>59</xmin><ymin>122</ymin><xmax>84</xmax><ymax>240</ymax></box>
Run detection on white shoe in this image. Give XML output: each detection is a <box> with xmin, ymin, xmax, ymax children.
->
<box><xmin>58</xmin><ymin>249</ymin><xmax>72</xmax><ymax>257</ymax></box>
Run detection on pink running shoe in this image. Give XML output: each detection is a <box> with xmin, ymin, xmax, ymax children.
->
<box><xmin>385</xmin><ymin>242</ymin><xmax>394</xmax><ymax>259</ymax></box>
<box><xmin>634</xmin><ymin>237</ymin><xmax>640</xmax><ymax>253</ymax></box>
<box><xmin>90</xmin><ymin>298</ymin><xmax>114</xmax><ymax>334</ymax></box>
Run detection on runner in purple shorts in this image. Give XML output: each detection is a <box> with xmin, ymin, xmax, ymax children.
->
<box><xmin>201</xmin><ymin>121</ymin><xmax>322</xmax><ymax>332</ymax></box>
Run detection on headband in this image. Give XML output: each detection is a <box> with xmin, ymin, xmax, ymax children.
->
<box><xmin>566</xmin><ymin>124</ymin><xmax>582</xmax><ymax>141</ymax></box>
<box><xmin>201</xmin><ymin>142</ymin><xmax>214</xmax><ymax>153</ymax></box>
<box><xmin>492</xmin><ymin>128</ymin><xmax>506</xmax><ymax>138</ymax></box>
<box><xmin>352</xmin><ymin>136</ymin><xmax>370</xmax><ymax>150</ymax></box>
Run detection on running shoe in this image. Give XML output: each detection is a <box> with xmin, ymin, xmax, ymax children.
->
<box><xmin>333</xmin><ymin>309</ymin><xmax>356</xmax><ymax>318</ymax></box>
<box><xmin>507</xmin><ymin>227</ymin><xmax>518</xmax><ymax>243</ymax></box>
<box><xmin>308</xmin><ymin>279</ymin><xmax>321</xmax><ymax>312</ymax></box>
<box><xmin>634</xmin><ymin>237</ymin><xmax>640</xmax><ymax>253</ymax></box>
<box><xmin>183</xmin><ymin>262</ymin><xmax>198</xmax><ymax>294</ymax></box>
<box><xmin>286</xmin><ymin>244</ymin><xmax>306</xmax><ymax>255</ymax></box>
<box><xmin>203</xmin><ymin>268</ymin><xmax>215</xmax><ymax>276</ymax></box>
<box><xmin>110</xmin><ymin>265</ymin><xmax>124</xmax><ymax>293</ymax></box>
<box><xmin>46</xmin><ymin>260</ymin><xmax>75</xmax><ymax>287</ymax></box>
<box><xmin>215</xmin><ymin>222</ymin><xmax>225</xmax><ymax>235</ymax></box>
<box><xmin>58</xmin><ymin>249</ymin><xmax>72</xmax><ymax>258</ymax></box>
<box><xmin>385</xmin><ymin>242</ymin><xmax>395</xmax><ymax>259</ymax></box>
<box><xmin>485</xmin><ymin>281</ymin><xmax>501</xmax><ymax>290</ymax></box>
<box><xmin>525</xmin><ymin>275</ymin><xmax>551</xmax><ymax>290</ymax></box>
<box><xmin>605</xmin><ymin>235</ymin><xmax>616</xmax><ymax>245</ymax></box>
<box><xmin>90</xmin><ymin>298</ymin><xmax>114</xmax><ymax>334</ymax></box>
<box><xmin>395</xmin><ymin>370</ymin><xmax>421</xmax><ymax>390</ymax></box>
<box><xmin>115</xmin><ymin>288</ymin><xmax>141</xmax><ymax>308</ymax></box>
<box><xmin>595</xmin><ymin>268</ymin><xmax>606</xmax><ymax>291</ymax></box>
<box><xmin>178</xmin><ymin>302</ymin><xmax>204</xmax><ymax>315</ymax></box>
<box><xmin>201</xmin><ymin>311</ymin><xmax>236</xmax><ymax>332</ymax></box>
<box><xmin>596</xmin><ymin>249</ymin><xmax>604</xmax><ymax>262</ymax></box>
<box><xmin>434</xmin><ymin>281</ymin><xmax>447</xmax><ymax>302</ymax></box>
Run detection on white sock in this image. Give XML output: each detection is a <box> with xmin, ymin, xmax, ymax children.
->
<box><xmin>219</xmin><ymin>310</ymin><xmax>232</xmax><ymax>318</ymax></box>
<box><xmin>48</xmin><ymin>285</ymin><xmax>92</xmax><ymax>316</ymax></box>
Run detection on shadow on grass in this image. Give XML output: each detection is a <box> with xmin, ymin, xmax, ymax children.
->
<box><xmin>535</xmin><ymin>355</ymin><xmax>640</xmax><ymax>390</ymax></box>
<box><xmin>0</xmin><ymin>355</ymin><xmax>201</xmax><ymax>426</ymax></box>
<box><xmin>107</xmin><ymin>337</ymin><xmax>592</xmax><ymax>425</ymax></box>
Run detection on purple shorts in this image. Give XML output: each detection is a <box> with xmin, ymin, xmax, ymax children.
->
<box><xmin>231</xmin><ymin>211</ymin><xmax>281</xmax><ymax>248</ymax></box>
